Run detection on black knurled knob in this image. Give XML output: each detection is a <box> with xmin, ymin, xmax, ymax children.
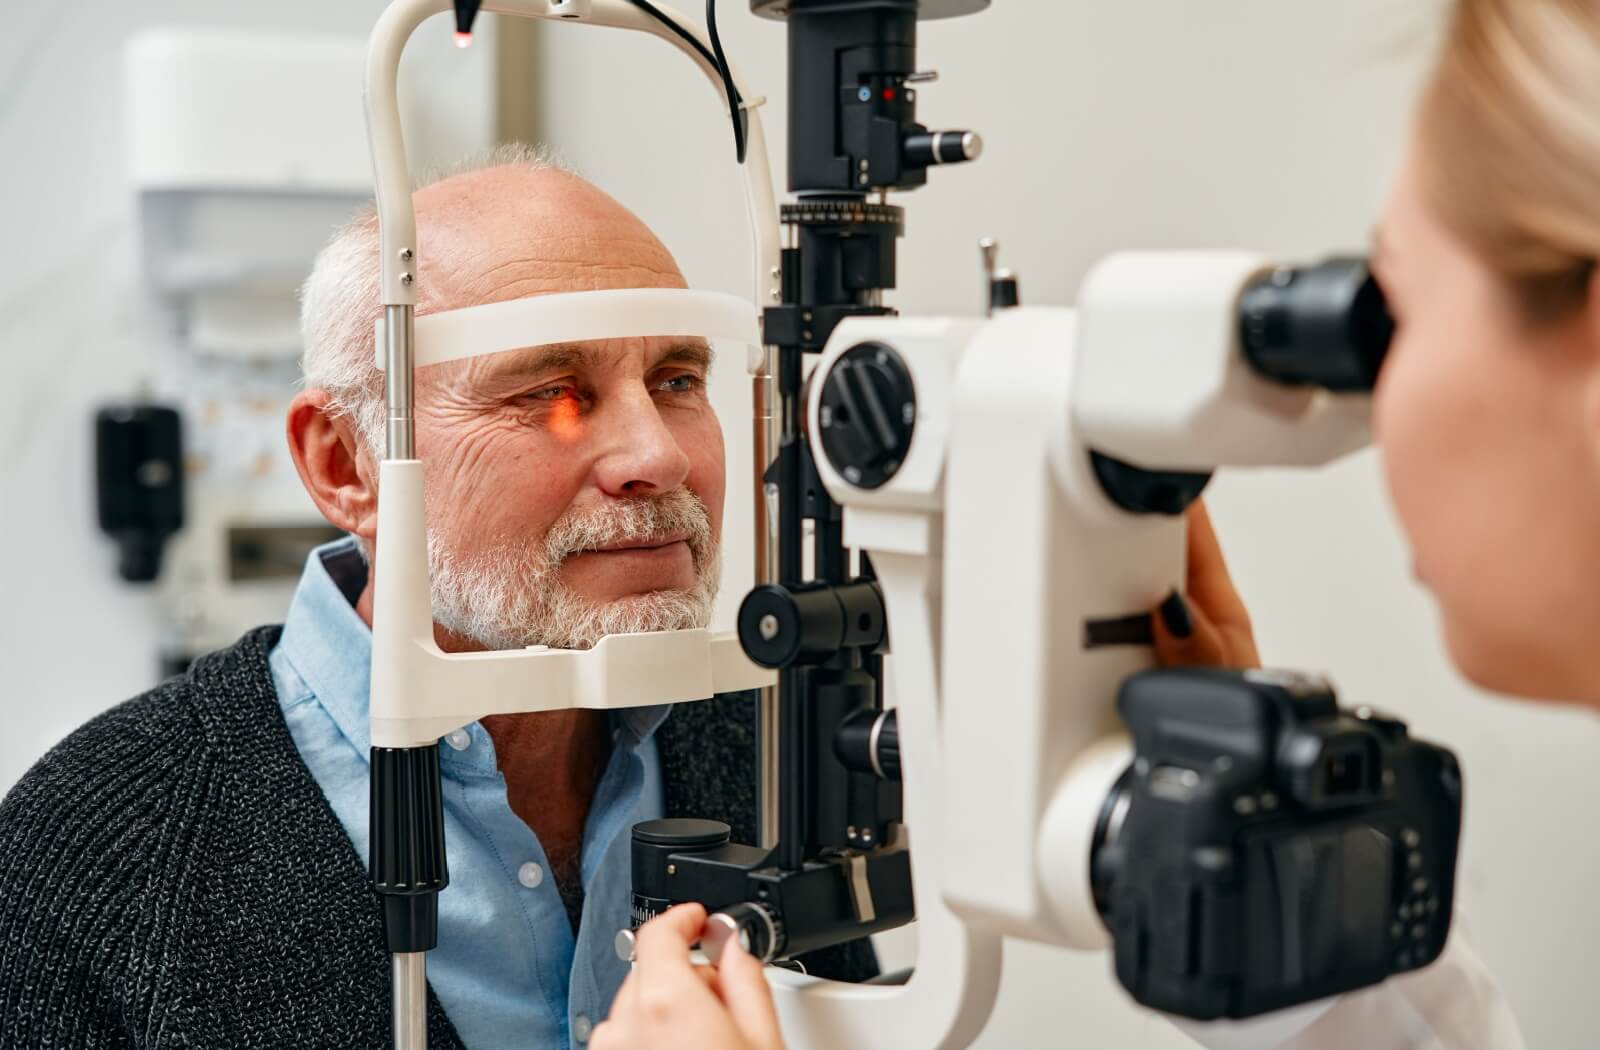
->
<box><xmin>817</xmin><ymin>341</ymin><xmax>916</xmax><ymax>490</ymax></box>
<box><xmin>370</xmin><ymin>745</ymin><xmax>450</xmax><ymax>953</ymax></box>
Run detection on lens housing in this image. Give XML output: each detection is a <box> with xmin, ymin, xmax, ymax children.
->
<box><xmin>1240</xmin><ymin>257</ymin><xmax>1394</xmax><ymax>392</ymax></box>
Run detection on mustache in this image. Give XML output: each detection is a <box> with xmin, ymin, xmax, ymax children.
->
<box><xmin>542</xmin><ymin>488</ymin><xmax>714</xmax><ymax>566</ymax></box>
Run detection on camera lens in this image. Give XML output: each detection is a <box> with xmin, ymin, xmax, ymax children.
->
<box><xmin>1239</xmin><ymin>257</ymin><xmax>1394</xmax><ymax>392</ymax></box>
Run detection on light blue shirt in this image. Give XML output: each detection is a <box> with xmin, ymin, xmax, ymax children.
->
<box><xmin>269</xmin><ymin>538</ymin><xmax>668</xmax><ymax>1050</ymax></box>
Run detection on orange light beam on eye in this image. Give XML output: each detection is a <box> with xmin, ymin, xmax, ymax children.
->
<box><xmin>549</xmin><ymin>399</ymin><xmax>582</xmax><ymax>442</ymax></box>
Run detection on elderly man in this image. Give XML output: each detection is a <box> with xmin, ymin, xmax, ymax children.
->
<box><xmin>0</xmin><ymin>148</ymin><xmax>872</xmax><ymax>1050</ymax></box>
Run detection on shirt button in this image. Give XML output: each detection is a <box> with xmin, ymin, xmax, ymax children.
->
<box><xmin>445</xmin><ymin>728</ymin><xmax>471</xmax><ymax>751</ymax></box>
<box><xmin>518</xmin><ymin>861</ymin><xmax>545</xmax><ymax>889</ymax></box>
<box><xmin>573</xmin><ymin>1015</ymin><xmax>593</xmax><ymax>1043</ymax></box>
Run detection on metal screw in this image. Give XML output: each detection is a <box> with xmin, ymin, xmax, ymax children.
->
<box><xmin>399</xmin><ymin>272</ymin><xmax>414</xmax><ymax>286</ymax></box>
<box><xmin>759</xmin><ymin>614</ymin><xmax>780</xmax><ymax>641</ymax></box>
<box><xmin>399</xmin><ymin>247</ymin><xmax>413</xmax><ymax>262</ymax></box>
<box><xmin>667</xmin><ymin>863</ymin><xmax>677</xmax><ymax>875</ymax></box>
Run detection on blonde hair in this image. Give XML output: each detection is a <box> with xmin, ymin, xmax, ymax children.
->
<box><xmin>1418</xmin><ymin>0</ymin><xmax>1600</xmax><ymax>321</ymax></box>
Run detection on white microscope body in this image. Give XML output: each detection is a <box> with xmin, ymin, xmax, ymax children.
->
<box><xmin>803</xmin><ymin>252</ymin><xmax>1375</xmax><ymax>1039</ymax></box>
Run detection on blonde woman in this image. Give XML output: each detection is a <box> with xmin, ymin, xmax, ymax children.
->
<box><xmin>599</xmin><ymin>0</ymin><xmax>1600</xmax><ymax>1044</ymax></box>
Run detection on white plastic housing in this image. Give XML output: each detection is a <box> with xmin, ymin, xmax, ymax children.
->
<box><xmin>1074</xmin><ymin>252</ymin><xmax>1371</xmax><ymax>471</ymax></box>
<box><xmin>372</xmin><ymin>288</ymin><xmax>759</xmax><ymax>370</ymax></box>
<box><xmin>939</xmin><ymin>307</ymin><xmax>1184</xmax><ymax>945</ymax></box>
<box><xmin>368</xmin><ymin>461</ymin><xmax>774</xmax><ymax>746</ymax></box>
<box><xmin>769</xmin><ymin>316</ymin><xmax>1002</xmax><ymax>1050</ymax></box>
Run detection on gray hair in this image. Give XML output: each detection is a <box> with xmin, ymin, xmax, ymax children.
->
<box><xmin>297</xmin><ymin>142</ymin><xmax>568</xmax><ymax>455</ymax></box>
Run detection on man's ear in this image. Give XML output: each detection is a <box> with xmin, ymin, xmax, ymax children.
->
<box><xmin>286</xmin><ymin>389</ymin><xmax>378</xmax><ymax>543</ymax></box>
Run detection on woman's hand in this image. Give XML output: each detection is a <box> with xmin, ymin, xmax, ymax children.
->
<box><xmin>592</xmin><ymin>904</ymin><xmax>786</xmax><ymax>1050</ymax></box>
<box><xmin>1151</xmin><ymin>501</ymin><xmax>1261</xmax><ymax>669</ymax></box>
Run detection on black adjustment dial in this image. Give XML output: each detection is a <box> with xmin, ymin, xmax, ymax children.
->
<box><xmin>816</xmin><ymin>341</ymin><xmax>916</xmax><ymax>490</ymax></box>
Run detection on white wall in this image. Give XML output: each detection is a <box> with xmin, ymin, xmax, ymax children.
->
<box><xmin>533</xmin><ymin>2</ymin><xmax>1598</xmax><ymax>1047</ymax></box>
<box><xmin>0</xmin><ymin>3</ymin><xmax>491</xmax><ymax>784</ymax></box>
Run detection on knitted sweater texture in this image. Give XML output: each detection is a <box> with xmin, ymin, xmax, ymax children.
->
<box><xmin>0</xmin><ymin>627</ymin><xmax>873</xmax><ymax>1049</ymax></box>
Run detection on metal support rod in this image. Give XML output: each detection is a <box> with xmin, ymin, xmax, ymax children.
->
<box><xmin>392</xmin><ymin>953</ymin><xmax>427</xmax><ymax>1050</ymax></box>
<box><xmin>753</xmin><ymin>366</ymin><xmax>782</xmax><ymax>848</ymax></box>
<box><xmin>385</xmin><ymin>304</ymin><xmax>417</xmax><ymax>461</ymax></box>
<box><xmin>776</xmin><ymin>665</ymin><xmax>808</xmax><ymax>870</ymax></box>
<box><xmin>383</xmin><ymin>305</ymin><xmax>423</xmax><ymax>1050</ymax></box>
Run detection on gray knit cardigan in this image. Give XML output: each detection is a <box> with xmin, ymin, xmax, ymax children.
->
<box><xmin>0</xmin><ymin>627</ymin><xmax>873</xmax><ymax>1048</ymax></box>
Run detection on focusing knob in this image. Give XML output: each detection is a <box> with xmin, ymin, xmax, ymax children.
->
<box><xmin>817</xmin><ymin>341</ymin><xmax>916</xmax><ymax>490</ymax></box>
<box><xmin>779</xmin><ymin>200</ymin><xmax>905</xmax><ymax>236</ymax></box>
<box><xmin>702</xmin><ymin>902</ymin><xmax>785</xmax><ymax>965</ymax></box>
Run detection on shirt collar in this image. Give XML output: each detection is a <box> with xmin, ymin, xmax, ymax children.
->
<box><xmin>277</xmin><ymin>537</ymin><xmax>671</xmax><ymax>766</ymax></box>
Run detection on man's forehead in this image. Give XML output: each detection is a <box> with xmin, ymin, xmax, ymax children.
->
<box><xmin>413</xmin><ymin>166</ymin><xmax>686</xmax><ymax>310</ymax></box>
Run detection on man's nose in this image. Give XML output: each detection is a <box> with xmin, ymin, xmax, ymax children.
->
<box><xmin>591</xmin><ymin>387</ymin><xmax>693</xmax><ymax>497</ymax></box>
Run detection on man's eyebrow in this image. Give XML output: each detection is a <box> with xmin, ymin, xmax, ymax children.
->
<box><xmin>653</xmin><ymin>342</ymin><xmax>715</xmax><ymax>370</ymax></box>
<box><xmin>465</xmin><ymin>340</ymin><xmax>715</xmax><ymax>383</ymax></box>
<box><xmin>474</xmin><ymin>343</ymin><xmax>602</xmax><ymax>379</ymax></box>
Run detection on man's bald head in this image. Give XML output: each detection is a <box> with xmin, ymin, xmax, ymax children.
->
<box><xmin>299</xmin><ymin>145</ymin><xmax>687</xmax><ymax>453</ymax></box>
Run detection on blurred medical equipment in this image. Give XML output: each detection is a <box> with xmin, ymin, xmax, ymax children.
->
<box><xmin>98</xmin><ymin>31</ymin><xmax>378</xmax><ymax>672</ymax></box>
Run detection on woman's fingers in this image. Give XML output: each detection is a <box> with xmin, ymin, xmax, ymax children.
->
<box><xmin>1150</xmin><ymin>502</ymin><xmax>1261</xmax><ymax>669</ymax></box>
<box><xmin>1152</xmin><ymin>589</ymin><xmax>1233</xmax><ymax>667</ymax></box>
<box><xmin>633</xmin><ymin>904</ymin><xmax>713</xmax><ymax>1003</ymax></box>
<box><xmin>1185</xmin><ymin>503</ymin><xmax>1260</xmax><ymax>662</ymax></box>
<box><xmin>714</xmin><ymin>939</ymin><xmax>785</xmax><ymax>1050</ymax></box>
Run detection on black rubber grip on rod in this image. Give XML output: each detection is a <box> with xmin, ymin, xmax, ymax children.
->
<box><xmin>371</xmin><ymin>745</ymin><xmax>450</xmax><ymax>953</ymax></box>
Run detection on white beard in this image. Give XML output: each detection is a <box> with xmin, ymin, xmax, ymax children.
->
<box><xmin>426</xmin><ymin>488</ymin><xmax>721</xmax><ymax>652</ymax></box>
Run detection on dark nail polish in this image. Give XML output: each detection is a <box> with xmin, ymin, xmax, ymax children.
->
<box><xmin>1159</xmin><ymin>590</ymin><xmax>1193</xmax><ymax>639</ymax></box>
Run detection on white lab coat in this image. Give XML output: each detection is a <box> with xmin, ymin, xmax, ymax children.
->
<box><xmin>1177</xmin><ymin>931</ymin><xmax>1524</xmax><ymax>1050</ymax></box>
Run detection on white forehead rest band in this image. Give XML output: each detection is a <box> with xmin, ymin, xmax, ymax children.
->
<box><xmin>373</xmin><ymin>287</ymin><xmax>760</xmax><ymax>370</ymax></box>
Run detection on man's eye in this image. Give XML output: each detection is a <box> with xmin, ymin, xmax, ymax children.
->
<box><xmin>656</xmin><ymin>374</ymin><xmax>704</xmax><ymax>394</ymax></box>
<box><xmin>526</xmin><ymin>384</ymin><xmax>578</xmax><ymax>402</ymax></box>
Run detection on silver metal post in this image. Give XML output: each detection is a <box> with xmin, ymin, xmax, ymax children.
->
<box><xmin>385</xmin><ymin>304</ymin><xmax>416</xmax><ymax>460</ymax></box>
<box><xmin>392</xmin><ymin>953</ymin><xmax>427</xmax><ymax>1050</ymax></box>
<box><xmin>752</xmin><ymin>361</ymin><xmax>782</xmax><ymax>848</ymax></box>
<box><xmin>384</xmin><ymin>304</ymin><xmax>424</xmax><ymax>1050</ymax></box>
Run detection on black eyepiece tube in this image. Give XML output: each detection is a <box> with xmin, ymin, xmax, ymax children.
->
<box><xmin>1239</xmin><ymin>257</ymin><xmax>1395</xmax><ymax>393</ymax></box>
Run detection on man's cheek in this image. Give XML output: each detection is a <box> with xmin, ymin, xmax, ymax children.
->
<box><xmin>683</xmin><ymin>417</ymin><xmax>727</xmax><ymax>528</ymax></box>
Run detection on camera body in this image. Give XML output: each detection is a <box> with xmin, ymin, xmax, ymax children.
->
<box><xmin>1092</xmin><ymin>668</ymin><xmax>1462</xmax><ymax>1020</ymax></box>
